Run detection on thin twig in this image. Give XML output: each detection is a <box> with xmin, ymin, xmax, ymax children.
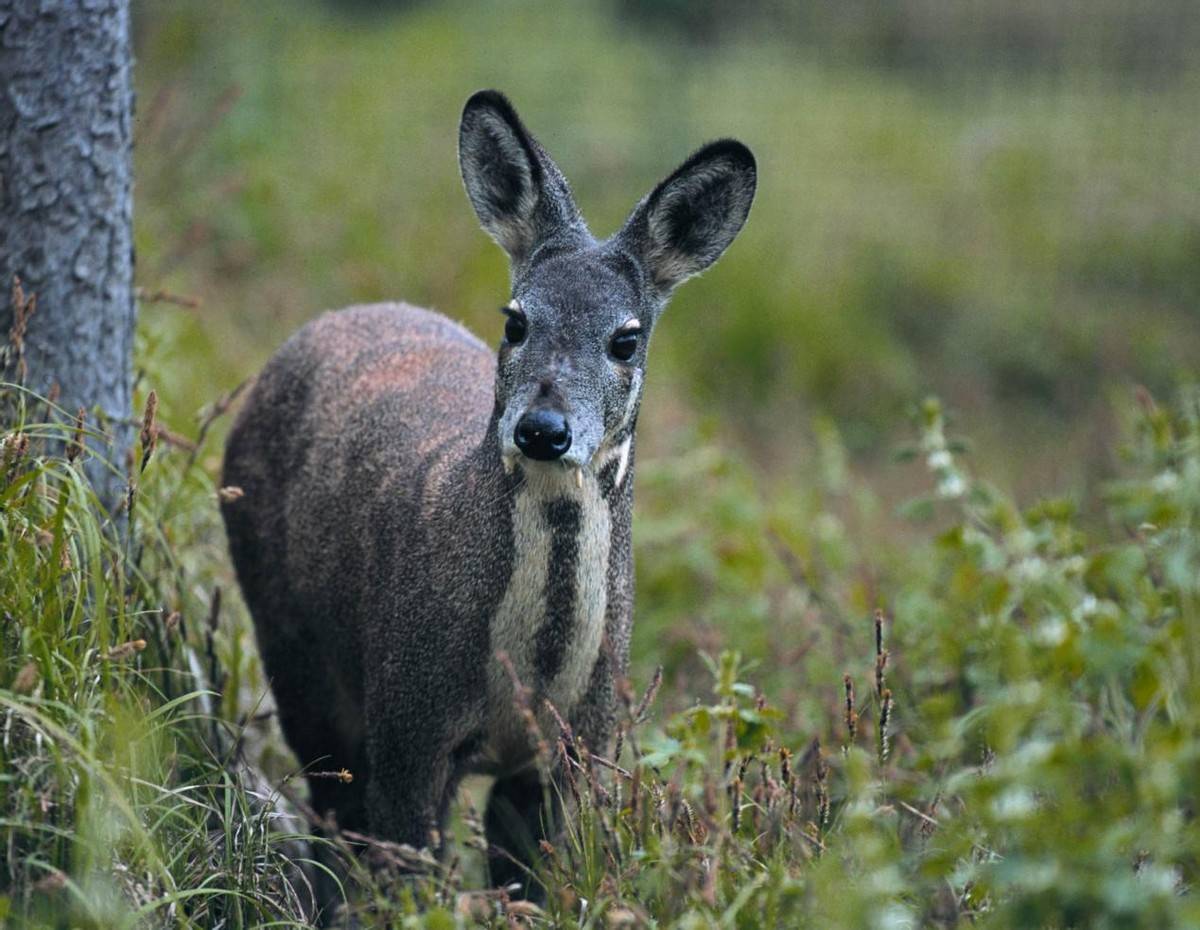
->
<box><xmin>135</xmin><ymin>287</ymin><xmax>202</xmax><ymax>309</ymax></box>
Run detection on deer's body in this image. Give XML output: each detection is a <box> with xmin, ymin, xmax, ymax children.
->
<box><xmin>224</xmin><ymin>301</ymin><xmax>634</xmax><ymax>847</ymax></box>
<box><xmin>222</xmin><ymin>91</ymin><xmax>754</xmax><ymax>893</ymax></box>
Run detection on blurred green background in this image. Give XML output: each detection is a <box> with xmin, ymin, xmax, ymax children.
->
<box><xmin>132</xmin><ymin>0</ymin><xmax>1200</xmax><ymax>501</ymax></box>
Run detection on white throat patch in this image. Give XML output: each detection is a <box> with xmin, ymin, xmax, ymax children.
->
<box><xmin>483</xmin><ymin>464</ymin><xmax>611</xmax><ymax>773</ymax></box>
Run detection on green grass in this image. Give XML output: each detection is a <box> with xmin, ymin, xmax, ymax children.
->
<box><xmin>5</xmin><ymin>372</ymin><xmax>1200</xmax><ymax>926</ymax></box>
<box><xmin>0</xmin><ymin>383</ymin><xmax>318</xmax><ymax>927</ymax></box>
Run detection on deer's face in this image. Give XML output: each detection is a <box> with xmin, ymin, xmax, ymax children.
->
<box><xmin>459</xmin><ymin>90</ymin><xmax>755</xmax><ymax>479</ymax></box>
<box><xmin>493</xmin><ymin>249</ymin><xmax>649</xmax><ymax>475</ymax></box>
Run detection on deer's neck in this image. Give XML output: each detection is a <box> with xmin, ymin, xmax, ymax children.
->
<box><xmin>481</xmin><ymin>435</ymin><xmax>633</xmax><ymax>772</ymax></box>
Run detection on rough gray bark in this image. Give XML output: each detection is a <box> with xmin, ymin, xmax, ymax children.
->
<box><xmin>0</xmin><ymin>0</ymin><xmax>136</xmax><ymax>507</ymax></box>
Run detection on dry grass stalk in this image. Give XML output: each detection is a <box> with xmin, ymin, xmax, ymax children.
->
<box><xmin>8</xmin><ymin>276</ymin><xmax>37</xmax><ymax>382</ymax></box>
<box><xmin>3</xmin><ymin>432</ymin><xmax>30</xmax><ymax>485</ymax></box>
<box><xmin>875</xmin><ymin>608</ymin><xmax>889</xmax><ymax>699</ymax></box>
<box><xmin>339</xmin><ymin>829</ymin><xmax>438</xmax><ymax>870</ymax></box>
<box><xmin>722</xmin><ymin>711</ymin><xmax>737</xmax><ymax>778</ymax></box>
<box><xmin>496</xmin><ymin>650</ymin><xmax>551</xmax><ymax>769</ymax></box>
<box><xmin>662</xmin><ymin>776</ymin><xmax>682</xmax><ymax>835</ymax></box>
<box><xmin>617</xmin><ymin>664</ymin><xmax>662</xmax><ymax>763</ymax></box>
<box><xmin>502</xmin><ymin>897</ymin><xmax>544</xmax><ymax>922</ymax></box>
<box><xmin>463</xmin><ymin>797</ymin><xmax>487</xmax><ymax>852</ymax></box>
<box><xmin>543</xmin><ymin>697</ymin><xmax>576</xmax><ymax>755</ymax></box>
<box><xmin>137</xmin><ymin>82</ymin><xmax>177</xmax><ymax>144</ymax></box>
<box><xmin>679</xmin><ymin>797</ymin><xmax>702</xmax><ymax>845</ymax></box>
<box><xmin>606</xmin><ymin>904</ymin><xmax>648</xmax><ymax>928</ymax></box>
<box><xmin>898</xmin><ymin>798</ymin><xmax>939</xmax><ymax>832</ymax></box>
<box><xmin>67</xmin><ymin>408</ymin><xmax>86</xmax><ymax>464</ymax></box>
<box><xmin>13</xmin><ymin>660</ymin><xmax>40</xmax><ymax>694</ymax></box>
<box><xmin>154</xmin><ymin>425</ymin><xmax>198</xmax><ymax>453</ymax></box>
<box><xmin>309</xmin><ymin>769</ymin><xmax>354</xmax><ymax>784</ymax></box>
<box><xmin>1134</xmin><ymin>383</ymin><xmax>1157</xmax><ymax>417</ymax></box>
<box><xmin>879</xmin><ymin>688</ymin><xmax>894</xmax><ymax>763</ymax></box>
<box><xmin>537</xmin><ymin>839</ymin><xmax>566</xmax><ymax>885</ymax></box>
<box><xmin>730</xmin><ymin>775</ymin><xmax>743</xmax><ymax>832</ymax></box>
<box><xmin>843</xmin><ymin>673</ymin><xmax>857</xmax><ymax>746</ymax></box>
<box><xmin>139</xmin><ymin>390</ymin><xmax>158</xmax><ymax>473</ymax></box>
<box><xmin>105</xmin><ymin>639</ymin><xmax>147</xmax><ymax>661</ymax></box>
<box><xmin>702</xmin><ymin>778</ymin><xmax>719</xmax><ymax>831</ymax></box>
<box><xmin>579</xmin><ymin>739</ymin><xmax>615</xmax><ymax>821</ymax></box>
<box><xmin>184</xmin><ymin>378</ymin><xmax>250</xmax><ymax>475</ymax></box>
<box><xmin>455</xmin><ymin>890</ymin><xmax>495</xmax><ymax>922</ymax></box>
<box><xmin>780</xmin><ymin>746</ymin><xmax>800</xmax><ymax>819</ymax></box>
<box><xmin>814</xmin><ymin>740</ymin><xmax>830</xmax><ymax>830</ymax></box>
<box><xmin>631</xmin><ymin>665</ymin><xmax>663</xmax><ymax>724</ymax></box>
<box><xmin>579</xmin><ymin>748</ymin><xmax>631</xmax><ymax>779</ymax></box>
<box><xmin>557</xmin><ymin>736</ymin><xmax>584</xmax><ymax>811</ymax></box>
<box><xmin>135</xmin><ymin>286</ymin><xmax>202</xmax><ymax>309</ymax></box>
<box><xmin>700</xmin><ymin>845</ymin><xmax>719</xmax><ymax>906</ymax></box>
<box><xmin>613</xmin><ymin>677</ymin><xmax>634</xmax><ymax>763</ymax></box>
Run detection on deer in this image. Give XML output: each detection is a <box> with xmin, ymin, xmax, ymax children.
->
<box><xmin>220</xmin><ymin>89</ymin><xmax>755</xmax><ymax>895</ymax></box>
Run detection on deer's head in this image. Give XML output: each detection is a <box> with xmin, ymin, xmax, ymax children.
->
<box><xmin>459</xmin><ymin>90</ymin><xmax>756</xmax><ymax>480</ymax></box>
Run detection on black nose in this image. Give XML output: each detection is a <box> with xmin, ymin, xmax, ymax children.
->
<box><xmin>514</xmin><ymin>408</ymin><xmax>572</xmax><ymax>461</ymax></box>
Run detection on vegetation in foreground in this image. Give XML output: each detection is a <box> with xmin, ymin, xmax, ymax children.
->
<box><xmin>3</xmin><ymin>363</ymin><xmax>1199</xmax><ymax>927</ymax></box>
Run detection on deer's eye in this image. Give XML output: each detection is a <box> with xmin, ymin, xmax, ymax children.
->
<box><xmin>609</xmin><ymin>326</ymin><xmax>639</xmax><ymax>362</ymax></box>
<box><xmin>503</xmin><ymin>310</ymin><xmax>527</xmax><ymax>345</ymax></box>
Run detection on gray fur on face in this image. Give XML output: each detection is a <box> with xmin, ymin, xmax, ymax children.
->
<box><xmin>222</xmin><ymin>90</ymin><xmax>755</xmax><ymax>900</ymax></box>
<box><xmin>496</xmin><ymin>250</ymin><xmax>646</xmax><ymax>471</ymax></box>
<box><xmin>464</xmin><ymin>91</ymin><xmax>756</xmax><ymax>479</ymax></box>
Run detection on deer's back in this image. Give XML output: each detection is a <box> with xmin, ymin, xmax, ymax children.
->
<box><xmin>222</xmin><ymin>303</ymin><xmax>505</xmax><ymax>737</ymax></box>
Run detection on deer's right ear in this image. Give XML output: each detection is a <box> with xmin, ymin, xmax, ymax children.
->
<box><xmin>459</xmin><ymin>90</ymin><xmax>583</xmax><ymax>269</ymax></box>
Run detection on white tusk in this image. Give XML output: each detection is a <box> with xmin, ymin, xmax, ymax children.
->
<box><xmin>575</xmin><ymin>466</ymin><xmax>584</xmax><ymax>488</ymax></box>
<box><xmin>502</xmin><ymin>455</ymin><xmax>516</xmax><ymax>475</ymax></box>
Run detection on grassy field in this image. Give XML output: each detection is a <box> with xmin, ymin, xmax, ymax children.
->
<box><xmin>133</xmin><ymin>0</ymin><xmax>1200</xmax><ymax>485</ymax></box>
<box><xmin>3</xmin><ymin>0</ymin><xmax>1200</xmax><ymax>925</ymax></box>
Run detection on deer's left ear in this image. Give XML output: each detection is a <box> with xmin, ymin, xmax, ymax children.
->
<box><xmin>617</xmin><ymin>140</ymin><xmax>756</xmax><ymax>296</ymax></box>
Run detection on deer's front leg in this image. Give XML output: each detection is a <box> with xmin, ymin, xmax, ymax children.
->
<box><xmin>364</xmin><ymin>695</ymin><xmax>456</xmax><ymax>851</ymax></box>
<box><xmin>363</xmin><ymin>635</ymin><xmax>483</xmax><ymax>852</ymax></box>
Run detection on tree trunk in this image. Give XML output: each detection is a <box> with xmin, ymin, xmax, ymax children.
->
<box><xmin>0</xmin><ymin>0</ymin><xmax>135</xmax><ymax>508</ymax></box>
